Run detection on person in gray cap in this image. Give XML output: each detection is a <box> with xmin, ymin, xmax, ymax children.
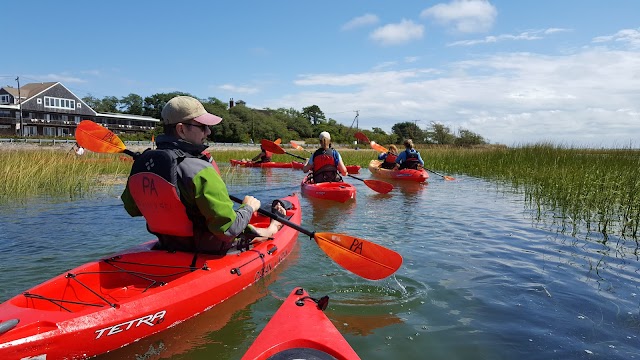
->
<box><xmin>302</xmin><ymin>131</ymin><xmax>348</xmax><ymax>183</ymax></box>
<box><xmin>120</xmin><ymin>96</ymin><xmax>285</xmax><ymax>254</ymax></box>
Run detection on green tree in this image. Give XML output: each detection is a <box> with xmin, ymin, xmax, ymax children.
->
<box><xmin>99</xmin><ymin>96</ymin><xmax>119</xmax><ymax>113</ymax></box>
<box><xmin>302</xmin><ymin>105</ymin><xmax>326</xmax><ymax>126</ymax></box>
<box><xmin>81</xmin><ymin>94</ymin><xmax>102</xmax><ymax>111</ymax></box>
<box><xmin>119</xmin><ymin>93</ymin><xmax>144</xmax><ymax>115</ymax></box>
<box><xmin>426</xmin><ymin>122</ymin><xmax>456</xmax><ymax>145</ymax></box>
<box><xmin>392</xmin><ymin>122</ymin><xmax>425</xmax><ymax>143</ymax></box>
<box><xmin>454</xmin><ymin>128</ymin><xmax>487</xmax><ymax>147</ymax></box>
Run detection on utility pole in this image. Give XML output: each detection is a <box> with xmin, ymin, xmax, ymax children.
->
<box><xmin>16</xmin><ymin>76</ymin><xmax>23</xmax><ymax>137</ymax></box>
<box><xmin>354</xmin><ymin>110</ymin><xmax>359</xmax><ymax>130</ymax></box>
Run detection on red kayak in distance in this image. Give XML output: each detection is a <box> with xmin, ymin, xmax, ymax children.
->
<box><xmin>241</xmin><ymin>287</ymin><xmax>361</xmax><ymax>360</ymax></box>
<box><xmin>300</xmin><ymin>176</ymin><xmax>356</xmax><ymax>203</ymax></box>
<box><xmin>230</xmin><ymin>159</ymin><xmax>294</xmax><ymax>168</ymax></box>
<box><xmin>291</xmin><ymin>161</ymin><xmax>361</xmax><ymax>174</ymax></box>
<box><xmin>368</xmin><ymin>160</ymin><xmax>429</xmax><ymax>183</ymax></box>
<box><xmin>0</xmin><ymin>194</ymin><xmax>302</xmax><ymax>359</ymax></box>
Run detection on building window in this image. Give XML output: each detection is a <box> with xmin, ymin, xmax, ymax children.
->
<box><xmin>43</xmin><ymin>127</ymin><xmax>56</xmax><ymax>136</ymax></box>
<box><xmin>37</xmin><ymin>98</ymin><xmax>42</xmax><ymax>104</ymax></box>
<box><xmin>24</xmin><ymin>126</ymin><xmax>38</xmax><ymax>136</ymax></box>
<box><xmin>57</xmin><ymin>127</ymin><xmax>70</xmax><ymax>136</ymax></box>
<box><xmin>0</xmin><ymin>94</ymin><xmax>10</xmax><ymax>104</ymax></box>
<box><xmin>44</xmin><ymin>96</ymin><xmax>76</xmax><ymax>110</ymax></box>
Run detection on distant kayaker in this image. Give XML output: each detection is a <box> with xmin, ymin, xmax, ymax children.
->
<box><xmin>377</xmin><ymin>144</ymin><xmax>398</xmax><ymax>169</ymax></box>
<box><xmin>251</xmin><ymin>145</ymin><xmax>273</xmax><ymax>164</ymax></box>
<box><xmin>120</xmin><ymin>95</ymin><xmax>285</xmax><ymax>254</ymax></box>
<box><xmin>396</xmin><ymin>139</ymin><xmax>424</xmax><ymax>170</ymax></box>
<box><xmin>302</xmin><ymin>131</ymin><xmax>348</xmax><ymax>183</ymax></box>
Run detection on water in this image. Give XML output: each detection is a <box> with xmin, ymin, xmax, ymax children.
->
<box><xmin>1</xmin><ymin>165</ymin><xmax>639</xmax><ymax>360</ymax></box>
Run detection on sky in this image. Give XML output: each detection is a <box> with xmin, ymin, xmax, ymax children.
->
<box><xmin>3</xmin><ymin>0</ymin><xmax>640</xmax><ymax>148</ymax></box>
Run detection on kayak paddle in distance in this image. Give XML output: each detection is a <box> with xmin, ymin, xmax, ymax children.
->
<box><xmin>290</xmin><ymin>140</ymin><xmax>312</xmax><ymax>154</ymax></box>
<box><xmin>354</xmin><ymin>131</ymin><xmax>370</xmax><ymax>143</ymax></box>
<box><xmin>76</xmin><ymin>121</ymin><xmax>402</xmax><ymax>280</ymax></box>
<box><xmin>261</xmin><ymin>139</ymin><xmax>394</xmax><ymax>194</ymax></box>
<box><xmin>423</xmin><ymin>167</ymin><xmax>456</xmax><ymax>181</ymax></box>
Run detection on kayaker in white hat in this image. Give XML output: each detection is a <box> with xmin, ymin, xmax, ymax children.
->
<box><xmin>302</xmin><ymin>131</ymin><xmax>348</xmax><ymax>183</ymax></box>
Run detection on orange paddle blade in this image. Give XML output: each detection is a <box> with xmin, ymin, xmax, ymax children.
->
<box><xmin>290</xmin><ymin>140</ymin><xmax>304</xmax><ymax>150</ymax></box>
<box><xmin>274</xmin><ymin>138</ymin><xmax>282</xmax><ymax>144</ymax></box>
<box><xmin>370</xmin><ymin>141</ymin><xmax>388</xmax><ymax>153</ymax></box>
<box><xmin>261</xmin><ymin>139</ymin><xmax>286</xmax><ymax>154</ymax></box>
<box><xmin>354</xmin><ymin>132</ymin><xmax>370</xmax><ymax>143</ymax></box>
<box><xmin>314</xmin><ymin>232</ymin><xmax>402</xmax><ymax>280</ymax></box>
<box><xmin>76</xmin><ymin>120</ymin><xmax>126</xmax><ymax>153</ymax></box>
<box><xmin>363</xmin><ymin>179</ymin><xmax>394</xmax><ymax>194</ymax></box>
<box><xmin>347</xmin><ymin>174</ymin><xmax>394</xmax><ymax>194</ymax></box>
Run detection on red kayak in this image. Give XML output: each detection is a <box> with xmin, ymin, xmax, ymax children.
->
<box><xmin>368</xmin><ymin>160</ymin><xmax>429</xmax><ymax>183</ymax></box>
<box><xmin>242</xmin><ymin>287</ymin><xmax>360</xmax><ymax>360</ymax></box>
<box><xmin>0</xmin><ymin>194</ymin><xmax>302</xmax><ymax>359</ymax></box>
<box><xmin>301</xmin><ymin>176</ymin><xmax>356</xmax><ymax>203</ymax></box>
<box><xmin>230</xmin><ymin>159</ymin><xmax>293</xmax><ymax>168</ymax></box>
<box><xmin>292</xmin><ymin>161</ymin><xmax>361</xmax><ymax>174</ymax></box>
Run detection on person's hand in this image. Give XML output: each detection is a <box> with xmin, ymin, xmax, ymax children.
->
<box><xmin>243</xmin><ymin>196</ymin><xmax>261</xmax><ymax>213</ymax></box>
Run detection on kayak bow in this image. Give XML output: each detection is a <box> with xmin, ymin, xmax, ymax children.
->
<box><xmin>242</xmin><ymin>287</ymin><xmax>360</xmax><ymax>360</ymax></box>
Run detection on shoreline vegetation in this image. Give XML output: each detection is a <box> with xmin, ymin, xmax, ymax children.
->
<box><xmin>2</xmin><ymin>143</ymin><xmax>638</xmax><ymax>242</ymax></box>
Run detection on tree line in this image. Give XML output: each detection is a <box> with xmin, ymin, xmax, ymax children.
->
<box><xmin>83</xmin><ymin>92</ymin><xmax>488</xmax><ymax>147</ymax></box>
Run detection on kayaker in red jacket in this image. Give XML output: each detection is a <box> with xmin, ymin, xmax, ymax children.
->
<box><xmin>302</xmin><ymin>131</ymin><xmax>348</xmax><ymax>183</ymax></box>
<box><xmin>377</xmin><ymin>144</ymin><xmax>398</xmax><ymax>169</ymax></box>
<box><xmin>121</xmin><ymin>96</ymin><xmax>285</xmax><ymax>254</ymax></box>
<box><xmin>251</xmin><ymin>146</ymin><xmax>273</xmax><ymax>164</ymax></box>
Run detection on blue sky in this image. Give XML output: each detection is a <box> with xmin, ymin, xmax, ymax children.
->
<box><xmin>3</xmin><ymin>0</ymin><xmax>640</xmax><ymax>147</ymax></box>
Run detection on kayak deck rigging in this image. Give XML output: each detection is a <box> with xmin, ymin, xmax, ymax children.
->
<box><xmin>14</xmin><ymin>246</ymin><xmax>277</xmax><ymax>313</ymax></box>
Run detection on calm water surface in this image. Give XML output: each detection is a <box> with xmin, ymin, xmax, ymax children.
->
<box><xmin>1</xmin><ymin>165</ymin><xmax>639</xmax><ymax>360</ymax></box>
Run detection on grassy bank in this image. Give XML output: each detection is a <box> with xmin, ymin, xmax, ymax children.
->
<box><xmin>0</xmin><ymin>150</ymin><xmax>132</xmax><ymax>201</ymax></box>
<box><xmin>3</xmin><ymin>145</ymin><xmax>638</xmax><ymax>241</ymax></box>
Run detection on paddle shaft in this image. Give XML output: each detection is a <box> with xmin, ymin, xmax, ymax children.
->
<box><xmin>424</xmin><ymin>167</ymin><xmax>447</xmax><ymax>178</ymax></box>
<box><xmin>347</xmin><ymin>174</ymin><xmax>366</xmax><ymax>182</ymax></box>
<box><xmin>228</xmin><ymin>195</ymin><xmax>314</xmax><ymax>238</ymax></box>
<box><xmin>284</xmin><ymin>150</ymin><xmax>307</xmax><ymax>161</ymax></box>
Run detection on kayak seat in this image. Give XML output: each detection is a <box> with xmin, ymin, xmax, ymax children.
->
<box><xmin>266</xmin><ymin>348</ymin><xmax>338</xmax><ymax>360</ymax></box>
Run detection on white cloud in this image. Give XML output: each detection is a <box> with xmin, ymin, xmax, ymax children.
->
<box><xmin>370</xmin><ymin>19</ymin><xmax>424</xmax><ymax>46</ymax></box>
<box><xmin>593</xmin><ymin>28</ymin><xmax>640</xmax><ymax>49</ymax></box>
<box><xmin>218</xmin><ymin>84</ymin><xmax>259</xmax><ymax>94</ymax></box>
<box><xmin>448</xmin><ymin>28</ymin><xmax>571</xmax><ymax>46</ymax></box>
<box><xmin>342</xmin><ymin>13</ymin><xmax>379</xmax><ymax>31</ymax></box>
<box><xmin>31</xmin><ymin>73</ymin><xmax>87</xmax><ymax>83</ymax></box>
<box><xmin>270</xmin><ymin>45</ymin><xmax>640</xmax><ymax>148</ymax></box>
<box><xmin>421</xmin><ymin>0</ymin><xmax>497</xmax><ymax>33</ymax></box>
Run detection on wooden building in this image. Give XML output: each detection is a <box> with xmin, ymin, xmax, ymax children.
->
<box><xmin>0</xmin><ymin>82</ymin><xmax>158</xmax><ymax>137</ymax></box>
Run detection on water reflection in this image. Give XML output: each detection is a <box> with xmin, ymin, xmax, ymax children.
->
<box><xmin>305</xmin><ymin>197</ymin><xmax>357</xmax><ymax>231</ymax></box>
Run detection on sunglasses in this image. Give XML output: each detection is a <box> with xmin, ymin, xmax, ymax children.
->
<box><xmin>182</xmin><ymin>122</ymin><xmax>209</xmax><ymax>132</ymax></box>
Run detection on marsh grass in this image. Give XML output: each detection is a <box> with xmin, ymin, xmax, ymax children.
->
<box><xmin>425</xmin><ymin>143</ymin><xmax>640</xmax><ymax>240</ymax></box>
<box><xmin>1</xmin><ymin>150</ymin><xmax>132</xmax><ymax>202</ymax></box>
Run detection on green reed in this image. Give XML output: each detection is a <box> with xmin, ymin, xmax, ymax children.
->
<box><xmin>424</xmin><ymin>143</ymin><xmax>640</xmax><ymax>240</ymax></box>
<box><xmin>0</xmin><ymin>149</ymin><xmax>132</xmax><ymax>202</ymax></box>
